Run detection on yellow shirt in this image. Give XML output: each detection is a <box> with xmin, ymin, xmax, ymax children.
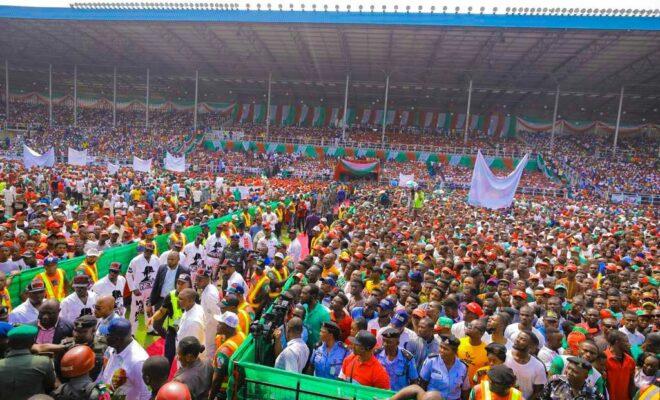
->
<box><xmin>458</xmin><ymin>337</ymin><xmax>489</xmax><ymax>385</ymax></box>
<box><xmin>321</xmin><ymin>265</ymin><xmax>340</xmax><ymax>279</ymax></box>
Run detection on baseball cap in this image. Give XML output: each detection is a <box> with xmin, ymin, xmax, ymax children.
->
<box><xmin>465</xmin><ymin>302</ymin><xmax>485</xmax><ymax>317</ymax></box>
<box><xmin>512</xmin><ymin>289</ymin><xmax>527</xmax><ymax>300</ymax></box>
<box><xmin>27</xmin><ymin>278</ymin><xmax>46</xmax><ymax>293</ymax></box>
<box><xmin>85</xmin><ymin>248</ymin><xmax>101</xmax><ymax>257</ymax></box>
<box><xmin>72</xmin><ymin>273</ymin><xmax>91</xmax><ymax>288</ymax></box>
<box><xmin>321</xmin><ymin>277</ymin><xmax>336</xmax><ymax>287</ymax></box>
<box><xmin>44</xmin><ymin>256</ymin><xmax>59</xmax><ymax>265</ymax></box>
<box><xmin>390</xmin><ymin>310</ymin><xmax>409</xmax><ymax>328</ymax></box>
<box><xmin>196</xmin><ymin>267</ymin><xmax>212</xmax><ymax>278</ymax></box>
<box><xmin>109</xmin><ymin>262</ymin><xmax>122</xmax><ymax>272</ymax></box>
<box><xmin>214</xmin><ymin>311</ymin><xmax>239</xmax><ymax>328</ymax></box>
<box><xmin>378</xmin><ymin>298</ymin><xmax>395</xmax><ymax>311</ymax></box>
<box><xmin>7</xmin><ymin>325</ymin><xmax>39</xmax><ymax>340</ymax></box>
<box><xmin>350</xmin><ymin>330</ymin><xmax>377</xmax><ymax>350</ymax></box>
<box><xmin>221</xmin><ymin>294</ymin><xmax>240</xmax><ymax>308</ymax></box>
<box><xmin>74</xmin><ymin>314</ymin><xmax>98</xmax><ymax>330</ymax></box>
<box><xmin>107</xmin><ymin>318</ymin><xmax>132</xmax><ymax>337</ymax></box>
<box><xmin>274</xmin><ymin>252</ymin><xmax>284</xmax><ymax>259</ymax></box>
<box><xmin>567</xmin><ymin>356</ymin><xmax>592</xmax><ymax>371</ymax></box>
<box><xmin>227</xmin><ymin>283</ymin><xmax>245</xmax><ymax>295</ymax></box>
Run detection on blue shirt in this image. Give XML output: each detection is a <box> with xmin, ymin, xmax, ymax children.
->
<box><xmin>375</xmin><ymin>348</ymin><xmax>419</xmax><ymax>391</ymax></box>
<box><xmin>350</xmin><ymin>307</ymin><xmax>378</xmax><ymax>321</ymax></box>
<box><xmin>311</xmin><ymin>341</ymin><xmax>350</xmax><ymax>380</ymax></box>
<box><xmin>419</xmin><ymin>356</ymin><xmax>469</xmax><ymax>400</ymax></box>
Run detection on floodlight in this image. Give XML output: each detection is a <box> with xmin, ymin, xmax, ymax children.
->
<box><xmin>442</xmin><ymin>6</ymin><xmax>447</xmax><ymax>13</ymax></box>
<box><xmin>289</xmin><ymin>3</ymin><xmax>294</xmax><ymax>10</ymax></box>
<box><xmin>419</xmin><ymin>6</ymin><xmax>423</xmax><ymax>13</ymax></box>
<box><xmin>493</xmin><ymin>7</ymin><xmax>497</xmax><ymax>13</ymax></box>
<box><xmin>370</xmin><ymin>5</ymin><xmax>374</xmax><ymax>12</ymax></box>
<box><xmin>267</xmin><ymin>3</ymin><xmax>271</xmax><ymax>10</ymax></box>
<box><xmin>480</xmin><ymin>6</ymin><xmax>485</xmax><ymax>14</ymax></box>
<box><xmin>394</xmin><ymin>5</ymin><xmax>399</xmax><ymax>12</ymax></box>
<box><xmin>467</xmin><ymin>6</ymin><xmax>472</xmax><ymax>14</ymax></box>
<box><xmin>359</xmin><ymin>5</ymin><xmax>363</xmax><ymax>12</ymax></box>
<box><xmin>382</xmin><ymin>5</ymin><xmax>386</xmax><ymax>11</ymax></box>
<box><xmin>346</xmin><ymin>4</ymin><xmax>351</xmax><ymax>11</ymax></box>
<box><xmin>335</xmin><ymin>4</ymin><xmax>339</xmax><ymax>11</ymax></box>
<box><xmin>246</xmin><ymin>3</ymin><xmax>250</xmax><ymax>10</ymax></box>
<box><xmin>455</xmin><ymin>6</ymin><xmax>459</xmax><ymax>13</ymax></box>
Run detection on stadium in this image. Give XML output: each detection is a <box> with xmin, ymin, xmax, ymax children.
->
<box><xmin>0</xmin><ymin>3</ymin><xmax>658</xmax><ymax>400</ymax></box>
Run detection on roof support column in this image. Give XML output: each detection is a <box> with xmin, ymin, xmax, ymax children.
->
<box><xmin>266</xmin><ymin>72</ymin><xmax>272</xmax><ymax>139</ymax></box>
<box><xmin>342</xmin><ymin>73</ymin><xmax>349</xmax><ymax>141</ymax></box>
<box><xmin>112</xmin><ymin>66</ymin><xmax>117</xmax><ymax>128</ymax></box>
<box><xmin>550</xmin><ymin>86</ymin><xmax>560</xmax><ymax>150</ymax></box>
<box><xmin>381</xmin><ymin>75</ymin><xmax>390</xmax><ymax>145</ymax></box>
<box><xmin>193</xmin><ymin>70</ymin><xmax>199</xmax><ymax>131</ymax></box>
<box><xmin>4</xmin><ymin>60</ymin><xmax>9</xmax><ymax>127</ymax></box>
<box><xmin>463</xmin><ymin>79</ymin><xmax>473</xmax><ymax>146</ymax></box>
<box><xmin>48</xmin><ymin>64</ymin><xmax>53</xmax><ymax>127</ymax></box>
<box><xmin>145</xmin><ymin>68</ymin><xmax>150</xmax><ymax>129</ymax></box>
<box><xmin>73</xmin><ymin>64</ymin><xmax>77</xmax><ymax>128</ymax></box>
<box><xmin>613</xmin><ymin>86</ymin><xmax>624</xmax><ymax>155</ymax></box>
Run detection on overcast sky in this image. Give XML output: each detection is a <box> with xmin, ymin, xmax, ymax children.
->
<box><xmin>2</xmin><ymin>0</ymin><xmax>659</xmax><ymax>12</ymax></box>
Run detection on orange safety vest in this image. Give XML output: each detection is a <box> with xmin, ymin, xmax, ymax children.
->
<box><xmin>268</xmin><ymin>267</ymin><xmax>289</xmax><ymax>299</ymax></box>
<box><xmin>238</xmin><ymin>301</ymin><xmax>255</xmax><ymax>319</ymax></box>
<box><xmin>77</xmin><ymin>262</ymin><xmax>99</xmax><ymax>282</ymax></box>
<box><xmin>247</xmin><ymin>273</ymin><xmax>269</xmax><ymax>308</ymax></box>
<box><xmin>40</xmin><ymin>269</ymin><xmax>66</xmax><ymax>300</ymax></box>
<box><xmin>0</xmin><ymin>288</ymin><xmax>11</xmax><ymax>312</ymax></box>
<box><xmin>217</xmin><ymin>331</ymin><xmax>247</xmax><ymax>390</ymax></box>
<box><xmin>479</xmin><ymin>381</ymin><xmax>522</xmax><ymax>400</ymax></box>
<box><xmin>237</xmin><ymin>309</ymin><xmax>251</xmax><ymax>336</ymax></box>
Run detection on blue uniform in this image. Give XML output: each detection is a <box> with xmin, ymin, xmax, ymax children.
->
<box><xmin>310</xmin><ymin>341</ymin><xmax>350</xmax><ymax>379</ymax></box>
<box><xmin>375</xmin><ymin>348</ymin><xmax>419</xmax><ymax>391</ymax></box>
<box><xmin>419</xmin><ymin>355</ymin><xmax>469</xmax><ymax>400</ymax></box>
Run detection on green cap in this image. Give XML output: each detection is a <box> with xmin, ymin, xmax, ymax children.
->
<box><xmin>7</xmin><ymin>324</ymin><xmax>38</xmax><ymax>340</ymax></box>
<box><xmin>437</xmin><ymin>317</ymin><xmax>454</xmax><ymax>328</ymax></box>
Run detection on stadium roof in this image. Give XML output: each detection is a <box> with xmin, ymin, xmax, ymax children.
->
<box><xmin>1</xmin><ymin>6</ymin><xmax>660</xmax><ymax>122</ymax></box>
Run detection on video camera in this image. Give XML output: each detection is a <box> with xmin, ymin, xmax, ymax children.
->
<box><xmin>249</xmin><ymin>296</ymin><xmax>291</xmax><ymax>341</ymax></box>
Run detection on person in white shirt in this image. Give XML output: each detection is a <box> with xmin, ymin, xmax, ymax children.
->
<box><xmin>619</xmin><ymin>310</ymin><xmax>645</xmax><ymax>346</ymax></box>
<box><xmin>261</xmin><ymin>205</ymin><xmax>278</xmax><ymax>227</ymax></box>
<box><xmin>176</xmin><ymin>288</ymin><xmax>206</xmax><ymax>358</ymax></box>
<box><xmin>286</xmin><ymin>228</ymin><xmax>302</xmax><ymax>266</ymax></box>
<box><xmin>195</xmin><ymin>266</ymin><xmax>221</xmax><ymax>358</ymax></box>
<box><xmin>183</xmin><ymin>234</ymin><xmax>207</xmax><ymax>275</ymax></box>
<box><xmin>91</xmin><ymin>262</ymin><xmax>127</xmax><ymax>317</ymax></box>
<box><xmin>223</xmin><ymin>261</ymin><xmax>247</xmax><ymax>293</ymax></box>
<box><xmin>537</xmin><ymin>328</ymin><xmax>564</xmax><ymax>370</ymax></box>
<box><xmin>274</xmin><ymin>317</ymin><xmax>309</xmax><ymax>373</ymax></box>
<box><xmin>504</xmin><ymin>330</ymin><xmax>547</xmax><ymax>399</ymax></box>
<box><xmin>60</xmin><ymin>274</ymin><xmax>98</xmax><ymax>324</ymax></box>
<box><xmin>8</xmin><ymin>278</ymin><xmax>45</xmax><ymax>325</ymax></box>
<box><xmin>125</xmin><ymin>243</ymin><xmax>160</xmax><ymax>334</ymax></box>
<box><xmin>504</xmin><ymin>305</ymin><xmax>546</xmax><ymax>349</ymax></box>
<box><xmin>97</xmin><ymin>317</ymin><xmax>152</xmax><ymax>400</ymax></box>
<box><xmin>159</xmin><ymin>241</ymin><xmax>185</xmax><ymax>266</ymax></box>
<box><xmin>205</xmin><ymin>226</ymin><xmax>227</xmax><ymax>269</ymax></box>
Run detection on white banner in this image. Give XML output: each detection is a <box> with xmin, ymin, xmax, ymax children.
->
<box><xmin>468</xmin><ymin>151</ymin><xmax>529</xmax><ymax>209</ymax></box>
<box><xmin>132</xmin><ymin>156</ymin><xmax>152</xmax><ymax>173</ymax></box>
<box><xmin>229</xmin><ymin>186</ymin><xmax>262</xmax><ymax>200</ymax></box>
<box><xmin>107</xmin><ymin>162</ymin><xmax>120</xmax><ymax>175</ymax></box>
<box><xmin>398</xmin><ymin>173</ymin><xmax>415</xmax><ymax>188</ymax></box>
<box><xmin>23</xmin><ymin>145</ymin><xmax>55</xmax><ymax>169</ymax></box>
<box><xmin>164</xmin><ymin>152</ymin><xmax>186</xmax><ymax>173</ymax></box>
<box><xmin>67</xmin><ymin>147</ymin><xmax>88</xmax><ymax>166</ymax></box>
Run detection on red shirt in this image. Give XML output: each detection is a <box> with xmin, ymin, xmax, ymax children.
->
<box><xmin>340</xmin><ymin>353</ymin><xmax>390</xmax><ymax>390</ymax></box>
<box><xmin>605</xmin><ymin>348</ymin><xmax>635</xmax><ymax>400</ymax></box>
<box><xmin>331</xmin><ymin>310</ymin><xmax>353</xmax><ymax>342</ymax></box>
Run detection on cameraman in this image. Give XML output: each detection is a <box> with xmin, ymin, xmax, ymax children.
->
<box><xmin>274</xmin><ymin>304</ymin><xmax>309</xmax><ymax>357</ymax></box>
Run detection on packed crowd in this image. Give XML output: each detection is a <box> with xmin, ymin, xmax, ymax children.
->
<box><xmin>0</xmin><ymin>165</ymin><xmax>656</xmax><ymax>400</ymax></box>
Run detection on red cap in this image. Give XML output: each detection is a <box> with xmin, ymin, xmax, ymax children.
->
<box><xmin>465</xmin><ymin>302</ymin><xmax>485</xmax><ymax>317</ymax></box>
<box><xmin>567</xmin><ymin>264</ymin><xmax>578</xmax><ymax>272</ymax></box>
<box><xmin>543</xmin><ymin>288</ymin><xmax>556</xmax><ymax>296</ymax></box>
<box><xmin>512</xmin><ymin>290</ymin><xmax>528</xmax><ymax>300</ymax></box>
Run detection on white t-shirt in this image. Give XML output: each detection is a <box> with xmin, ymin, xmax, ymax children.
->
<box><xmin>504</xmin><ymin>323</ymin><xmax>546</xmax><ymax>348</ymax></box>
<box><xmin>504</xmin><ymin>351</ymin><xmax>547</xmax><ymax>399</ymax></box>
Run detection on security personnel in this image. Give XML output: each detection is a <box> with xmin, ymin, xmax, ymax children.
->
<box><xmin>149</xmin><ymin>273</ymin><xmax>192</xmax><ymax>364</ymax></box>
<box><xmin>60</xmin><ymin>314</ymin><xmax>106</xmax><ymax>381</ymax></box>
<box><xmin>209</xmin><ymin>312</ymin><xmax>246</xmax><ymax>400</ymax></box>
<box><xmin>51</xmin><ymin>345</ymin><xmax>110</xmax><ymax>400</ymax></box>
<box><xmin>219</xmin><ymin>294</ymin><xmax>252</xmax><ymax>337</ymax></box>
<box><xmin>376</xmin><ymin>327</ymin><xmax>419</xmax><ymax>391</ymax></box>
<box><xmin>75</xmin><ymin>249</ymin><xmax>100</xmax><ymax>283</ymax></box>
<box><xmin>40</xmin><ymin>256</ymin><xmax>68</xmax><ymax>301</ymax></box>
<box><xmin>267</xmin><ymin>252</ymin><xmax>289</xmax><ymax>299</ymax></box>
<box><xmin>307</xmin><ymin>321</ymin><xmax>350</xmax><ymax>379</ymax></box>
<box><xmin>246</xmin><ymin>261</ymin><xmax>270</xmax><ymax>315</ymax></box>
<box><xmin>468</xmin><ymin>365</ymin><xmax>522</xmax><ymax>400</ymax></box>
<box><xmin>419</xmin><ymin>335</ymin><xmax>470</xmax><ymax>400</ymax></box>
<box><xmin>0</xmin><ymin>271</ymin><xmax>11</xmax><ymax>312</ymax></box>
<box><xmin>169</xmin><ymin>223</ymin><xmax>187</xmax><ymax>248</ymax></box>
<box><xmin>227</xmin><ymin>283</ymin><xmax>255</xmax><ymax>320</ymax></box>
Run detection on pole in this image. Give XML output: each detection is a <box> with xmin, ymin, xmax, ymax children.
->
<box><xmin>145</xmin><ymin>68</ymin><xmax>150</xmax><ymax>129</ymax></box>
<box><xmin>550</xmin><ymin>85</ymin><xmax>560</xmax><ymax>149</ymax></box>
<box><xmin>463</xmin><ymin>79</ymin><xmax>472</xmax><ymax>145</ymax></box>
<box><xmin>265</xmin><ymin>72</ymin><xmax>272</xmax><ymax>138</ymax></box>
<box><xmin>613</xmin><ymin>85</ymin><xmax>624</xmax><ymax>155</ymax></box>
<box><xmin>112</xmin><ymin>66</ymin><xmax>117</xmax><ymax>128</ymax></box>
<box><xmin>49</xmin><ymin>64</ymin><xmax>53</xmax><ymax>126</ymax></box>
<box><xmin>193</xmin><ymin>70</ymin><xmax>199</xmax><ymax>131</ymax></box>
<box><xmin>381</xmin><ymin>75</ymin><xmax>390</xmax><ymax>145</ymax></box>
<box><xmin>73</xmin><ymin>65</ymin><xmax>77</xmax><ymax>128</ymax></box>
<box><xmin>342</xmin><ymin>74</ymin><xmax>349</xmax><ymax>141</ymax></box>
<box><xmin>4</xmin><ymin>60</ymin><xmax>8</xmax><ymax>126</ymax></box>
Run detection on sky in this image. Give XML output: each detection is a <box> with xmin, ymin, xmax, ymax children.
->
<box><xmin>2</xmin><ymin>0</ymin><xmax>659</xmax><ymax>12</ymax></box>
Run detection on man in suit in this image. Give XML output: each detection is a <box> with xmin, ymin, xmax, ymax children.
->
<box><xmin>31</xmin><ymin>299</ymin><xmax>73</xmax><ymax>345</ymax></box>
<box><xmin>149</xmin><ymin>251</ymin><xmax>190</xmax><ymax>313</ymax></box>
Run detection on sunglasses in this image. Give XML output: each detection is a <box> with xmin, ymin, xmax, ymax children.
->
<box><xmin>603</xmin><ymin>324</ymin><xmax>617</xmax><ymax>329</ymax></box>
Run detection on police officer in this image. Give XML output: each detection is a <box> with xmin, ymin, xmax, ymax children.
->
<box><xmin>419</xmin><ymin>335</ymin><xmax>470</xmax><ymax>400</ymax></box>
<box><xmin>376</xmin><ymin>327</ymin><xmax>419</xmax><ymax>391</ymax></box>
<box><xmin>51</xmin><ymin>345</ymin><xmax>110</xmax><ymax>400</ymax></box>
<box><xmin>60</xmin><ymin>314</ymin><xmax>106</xmax><ymax>381</ymax></box>
<box><xmin>307</xmin><ymin>321</ymin><xmax>350</xmax><ymax>380</ymax></box>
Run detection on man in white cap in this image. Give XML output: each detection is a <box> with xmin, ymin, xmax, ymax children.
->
<box><xmin>60</xmin><ymin>272</ymin><xmax>98</xmax><ymax>324</ymax></box>
<box><xmin>75</xmin><ymin>248</ymin><xmax>101</xmax><ymax>283</ymax></box>
<box><xmin>209</xmin><ymin>311</ymin><xmax>246</xmax><ymax>400</ymax></box>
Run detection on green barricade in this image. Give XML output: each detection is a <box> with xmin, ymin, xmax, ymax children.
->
<box><xmin>7</xmin><ymin>202</ymin><xmax>279</xmax><ymax>307</ymax></box>
<box><xmin>235</xmin><ymin>361</ymin><xmax>394</xmax><ymax>400</ymax></box>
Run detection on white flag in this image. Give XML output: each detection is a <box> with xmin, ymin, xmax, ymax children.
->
<box><xmin>132</xmin><ymin>156</ymin><xmax>152</xmax><ymax>173</ymax></box>
<box><xmin>398</xmin><ymin>174</ymin><xmax>415</xmax><ymax>188</ymax></box>
<box><xmin>107</xmin><ymin>162</ymin><xmax>120</xmax><ymax>175</ymax></box>
<box><xmin>23</xmin><ymin>145</ymin><xmax>55</xmax><ymax>169</ymax></box>
<box><xmin>468</xmin><ymin>151</ymin><xmax>529</xmax><ymax>209</ymax></box>
<box><xmin>67</xmin><ymin>147</ymin><xmax>88</xmax><ymax>166</ymax></box>
<box><xmin>164</xmin><ymin>152</ymin><xmax>186</xmax><ymax>173</ymax></box>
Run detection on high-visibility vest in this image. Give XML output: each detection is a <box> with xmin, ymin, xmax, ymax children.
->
<box><xmin>268</xmin><ymin>267</ymin><xmax>289</xmax><ymax>299</ymax></box>
<box><xmin>237</xmin><ymin>309</ymin><xmax>251</xmax><ymax>335</ymax></box>
<box><xmin>238</xmin><ymin>301</ymin><xmax>255</xmax><ymax>320</ymax></box>
<box><xmin>481</xmin><ymin>381</ymin><xmax>522</xmax><ymax>400</ymax></box>
<box><xmin>0</xmin><ymin>288</ymin><xmax>11</xmax><ymax>312</ymax></box>
<box><xmin>636</xmin><ymin>384</ymin><xmax>659</xmax><ymax>400</ymax></box>
<box><xmin>40</xmin><ymin>269</ymin><xmax>66</xmax><ymax>300</ymax></box>
<box><xmin>247</xmin><ymin>274</ymin><xmax>269</xmax><ymax>308</ymax></box>
<box><xmin>163</xmin><ymin>290</ymin><xmax>183</xmax><ymax>330</ymax></box>
<box><xmin>78</xmin><ymin>262</ymin><xmax>99</xmax><ymax>282</ymax></box>
<box><xmin>218</xmin><ymin>332</ymin><xmax>247</xmax><ymax>390</ymax></box>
